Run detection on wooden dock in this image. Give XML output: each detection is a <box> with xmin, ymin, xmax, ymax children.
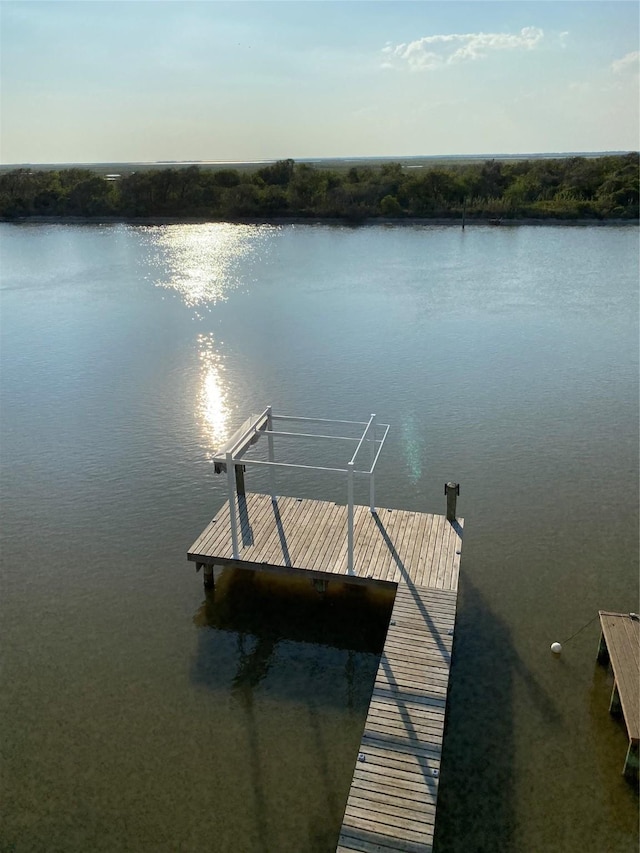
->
<box><xmin>597</xmin><ymin>610</ymin><xmax>639</xmax><ymax>779</ymax></box>
<box><xmin>188</xmin><ymin>492</ymin><xmax>463</xmax><ymax>851</ymax></box>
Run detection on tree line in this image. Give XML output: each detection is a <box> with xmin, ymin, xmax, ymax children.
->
<box><xmin>0</xmin><ymin>154</ymin><xmax>637</xmax><ymax>222</ymax></box>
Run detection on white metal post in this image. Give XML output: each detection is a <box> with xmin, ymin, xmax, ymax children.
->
<box><xmin>226</xmin><ymin>451</ymin><xmax>240</xmax><ymax>558</ymax></box>
<box><xmin>369</xmin><ymin>414</ymin><xmax>376</xmax><ymax>512</ymax></box>
<box><xmin>347</xmin><ymin>461</ymin><xmax>354</xmax><ymax>574</ymax></box>
<box><xmin>266</xmin><ymin>406</ymin><xmax>276</xmax><ymax>497</ymax></box>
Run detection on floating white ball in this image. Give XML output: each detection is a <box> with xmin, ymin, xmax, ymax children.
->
<box><xmin>551</xmin><ymin>642</ymin><xmax>562</xmax><ymax>654</ymax></box>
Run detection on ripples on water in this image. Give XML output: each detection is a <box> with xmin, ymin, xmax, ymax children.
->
<box><xmin>0</xmin><ymin>223</ymin><xmax>638</xmax><ymax>852</ymax></box>
<box><xmin>141</xmin><ymin>223</ymin><xmax>276</xmax><ymax>308</ymax></box>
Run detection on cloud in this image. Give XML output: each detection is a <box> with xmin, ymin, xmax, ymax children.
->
<box><xmin>382</xmin><ymin>27</ymin><xmax>544</xmax><ymax>71</ymax></box>
<box><xmin>611</xmin><ymin>51</ymin><xmax>639</xmax><ymax>74</ymax></box>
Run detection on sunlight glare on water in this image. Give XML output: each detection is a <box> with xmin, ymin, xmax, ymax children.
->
<box><xmin>197</xmin><ymin>332</ymin><xmax>231</xmax><ymax>450</ymax></box>
<box><xmin>141</xmin><ymin>222</ymin><xmax>275</xmax><ymax>306</ymax></box>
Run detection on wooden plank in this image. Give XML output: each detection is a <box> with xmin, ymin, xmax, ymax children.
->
<box><xmin>599</xmin><ymin>611</ymin><xmax>640</xmax><ymax>742</ymax></box>
<box><xmin>280</xmin><ymin>497</ymin><xmax>320</xmax><ymax>566</ymax></box>
<box><xmin>338</xmin><ymin>830</ymin><xmax>433</xmax><ymax>853</ymax></box>
<box><xmin>353</xmin><ymin>505</ymin><xmax>377</xmax><ymax>576</ymax></box>
<box><xmin>340</xmin><ymin>812</ymin><xmax>432</xmax><ymax>845</ymax></box>
<box><xmin>365</xmin><ymin>703</ymin><xmax>447</xmax><ymax>728</ymax></box>
<box><xmin>358</xmin><ymin>510</ymin><xmax>387</xmax><ymax>578</ymax></box>
<box><xmin>365</xmin><ymin>509</ymin><xmax>394</xmax><ymax>582</ymax></box>
<box><xmin>343</xmin><ymin>810</ymin><xmax>434</xmax><ymax>843</ymax></box>
<box><xmin>365</xmin><ymin>509</ymin><xmax>393</xmax><ymax>578</ymax></box>
<box><xmin>241</xmin><ymin>493</ymin><xmax>281</xmax><ymax>553</ymax></box>
<box><xmin>345</xmin><ymin>792</ymin><xmax>435</xmax><ymax>819</ymax></box>
<box><xmin>404</xmin><ymin>514</ymin><xmax>431</xmax><ymax>586</ymax></box>
<box><xmin>354</xmin><ymin>745</ymin><xmax>442</xmax><ymax>776</ymax></box>
<box><xmin>345</xmin><ymin>771</ymin><xmax>438</xmax><ymax>804</ymax></box>
<box><xmin>258</xmin><ymin>496</ymin><xmax>306</xmax><ymax>565</ymax></box>
<box><xmin>391</xmin><ymin>511</ymin><xmax>418</xmax><ymax>585</ymax></box>
<box><xmin>316</xmin><ymin>504</ymin><xmax>349</xmax><ymax>575</ymax></box>
<box><xmin>346</xmin><ymin>780</ymin><xmax>437</xmax><ymax>813</ymax></box>
<box><xmin>379</xmin><ymin>509</ymin><xmax>409</xmax><ymax>583</ymax></box>
<box><xmin>296</xmin><ymin>498</ymin><xmax>337</xmax><ymax>570</ymax></box>
<box><xmin>427</xmin><ymin>514</ymin><xmax>447</xmax><ymax>587</ymax></box>
<box><xmin>347</xmin><ymin>768</ymin><xmax>438</xmax><ymax>800</ymax></box>
<box><xmin>414</xmin><ymin>512</ymin><xmax>438</xmax><ymax>587</ymax></box>
<box><xmin>347</xmin><ymin>794</ymin><xmax>436</xmax><ymax>824</ymax></box>
<box><xmin>442</xmin><ymin>519</ymin><xmax>463</xmax><ymax>591</ymax></box>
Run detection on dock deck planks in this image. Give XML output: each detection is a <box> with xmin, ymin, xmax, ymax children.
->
<box><xmin>188</xmin><ymin>492</ymin><xmax>463</xmax><ymax>851</ymax></box>
<box><xmin>597</xmin><ymin>610</ymin><xmax>640</xmax><ymax>778</ymax></box>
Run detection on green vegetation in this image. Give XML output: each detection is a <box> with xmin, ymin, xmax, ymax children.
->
<box><xmin>0</xmin><ymin>154</ymin><xmax>637</xmax><ymax>222</ymax></box>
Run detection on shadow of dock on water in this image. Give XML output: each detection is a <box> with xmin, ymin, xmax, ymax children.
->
<box><xmin>433</xmin><ymin>572</ymin><xmax>559</xmax><ymax>853</ymax></box>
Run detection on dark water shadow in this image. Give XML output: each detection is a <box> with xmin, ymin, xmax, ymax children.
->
<box><xmin>434</xmin><ymin>572</ymin><xmax>560</xmax><ymax>853</ymax></box>
<box><xmin>589</xmin><ymin>654</ymin><xmax>640</xmax><ymax>804</ymax></box>
<box><xmin>231</xmin><ymin>637</ymin><xmax>271</xmax><ymax>853</ymax></box>
<box><xmin>189</xmin><ymin>569</ymin><xmax>395</xmax><ymax>852</ymax></box>
<box><xmin>191</xmin><ymin>568</ymin><xmax>393</xmax><ymax>695</ymax></box>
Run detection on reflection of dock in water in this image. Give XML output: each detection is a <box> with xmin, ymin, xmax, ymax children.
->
<box><xmin>188</xmin><ymin>408</ymin><xmax>463</xmax><ymax>852</ymax></box>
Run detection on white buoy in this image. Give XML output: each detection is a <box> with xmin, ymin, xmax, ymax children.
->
<box><xmin>551</xmin><ymin>642</ymin><xmax>562</xmax><ymax>654</ymax></box>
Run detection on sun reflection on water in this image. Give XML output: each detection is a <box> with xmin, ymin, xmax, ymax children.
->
<box><xmin>197</xmin><ymin>333</ymin><xmax>230</xmax><ymax>450</ymax></box>
<box><xmin>142</xmin><ymin>223</ymin><xmax>274</xmax><ymax>306</ymax></box>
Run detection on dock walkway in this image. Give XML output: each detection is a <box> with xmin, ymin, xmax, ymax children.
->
<box><xmin>188</xmin><ymin>492</ymin><xmax>463</xmax><ymax>852</ymax></box>
<box><xmin>597</xmin><ymin>611</ymin><xmax>639</xmax><ymax>778</ymax></box>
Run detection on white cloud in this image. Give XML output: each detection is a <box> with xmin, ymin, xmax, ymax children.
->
<box><xmin>611</xmin><ymin>51</ymin><xmax>639</xmax><ymax>75</ymax></box>
<box><xmin>382</xmin><ymin>27</ymin><xmax>544</xmax><ymax>71</ymax></box>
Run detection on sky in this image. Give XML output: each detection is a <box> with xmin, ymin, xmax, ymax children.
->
<box><xmin>0</xmin><ymin>1</ymin><xmax>638</xmax><ymax>164</ymax></box>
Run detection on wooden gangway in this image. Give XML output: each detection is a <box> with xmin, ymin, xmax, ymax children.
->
<box><xmin>188</xmin><ymin>492</ymin><xmax>463</xmax><ymax>851</ymax></box>
<box><xmin>597</xmin><ymin>611</ymin><xmax>639</xmax><ymax>779</ymax></box>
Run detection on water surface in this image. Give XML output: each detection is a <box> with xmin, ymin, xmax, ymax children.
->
<box><xmin>1</xmin><ymin>222</ymin><xmax>638</xmax><ymax>852</ymax></box>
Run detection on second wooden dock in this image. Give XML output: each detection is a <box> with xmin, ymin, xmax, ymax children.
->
<box><xmin>597</xmin><ymin>610</ymin><xmax>639</xmax><ymax>779</ymax></box>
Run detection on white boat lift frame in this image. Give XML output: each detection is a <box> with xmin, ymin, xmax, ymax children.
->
<box><xmin>212</xmin><ymin>406</ymin><xmax>390</xmax><ymax>574</ymax></box>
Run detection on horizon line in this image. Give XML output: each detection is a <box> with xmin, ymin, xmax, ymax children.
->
<box><xmin>1</xmin><ymin>150</ymin><xmax>636</xmax><ymax>169</ymax></box>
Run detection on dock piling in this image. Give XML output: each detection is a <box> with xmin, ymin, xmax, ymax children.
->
<box><xmin>234</xmin><ymin>464</ymin><xmax>246</xmax><ymax>496</ymax></box>
<box><xmin>445</xmin><ymin>482</ymin><xmax>460</xmax><ymax>522</ymax></box>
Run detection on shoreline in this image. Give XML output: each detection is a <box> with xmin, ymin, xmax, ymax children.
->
<box><xmin>1</xmin><ymin>215</ymin><xmax>638</xmax><ymax>227</ymax></box>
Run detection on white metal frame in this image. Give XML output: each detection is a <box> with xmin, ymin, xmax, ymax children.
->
<box><xmin>212</xmin><ymin>406</ymin><xmax>390</xmax><ymax>573</ymax></box>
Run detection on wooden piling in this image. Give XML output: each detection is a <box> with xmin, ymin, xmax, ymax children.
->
<box><xmin>234</xmin><ymin>464</ymin><xmax>246</xmax><ymax>496</ymax></box>
<box><xmin>445</xmin><ymin>482</ymin><xmax>459</xmax><ymax>522</ymax></box>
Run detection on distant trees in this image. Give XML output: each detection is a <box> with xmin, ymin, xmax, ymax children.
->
<box><xmin>1</xmin><ymin>154</ymin><xmax>638</xmax><ymax>222</ymax></box>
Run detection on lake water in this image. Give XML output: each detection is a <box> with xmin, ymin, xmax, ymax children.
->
<box><xmin>1</xmin><ymin>222</ymin><xmax>638</xmax><ymax>852</ymax></box>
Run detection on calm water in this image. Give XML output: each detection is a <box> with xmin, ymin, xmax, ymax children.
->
<box><xmin>1</xmin><ymin>222</ymin><xmax>638</xmax><ymax>852</ymax></box>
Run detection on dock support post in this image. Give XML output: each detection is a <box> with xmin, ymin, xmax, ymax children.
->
<box><xmin>609</xmin><ymin>682</ymin><xmax>622</xmax><ymax>715</ymax></box>
<box><xmin>226</xmin><ymin>451</ymin><xmax>240</xmax><ymax>559</ymax></box>
<box><xmin>347</xmin><ymin>462</ymin><xmax>355</xmax><ymax>574</ymax></box>
<box><xmin>235</xmin><ymin>464</ymin><xmax>246</xmax><ymax>496</ymax></box>
<box><xmin>445</xmin><ymin>482</ymin><xmax>460</xmax><ymax>522</ymax></box>
<box><xmin>623</xmin><ymin>741</ymin><xmax>639</xmax><ymax>779</ymax></box>
<box><xmin>203</xmin><ymin>564</ymin><xmax>214</xmax><ymax>589</ymax></box>
<box><xmin>597</xmin><ymin>632</ymin><xmax>610</xmax><ymax>664</ymax></box>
